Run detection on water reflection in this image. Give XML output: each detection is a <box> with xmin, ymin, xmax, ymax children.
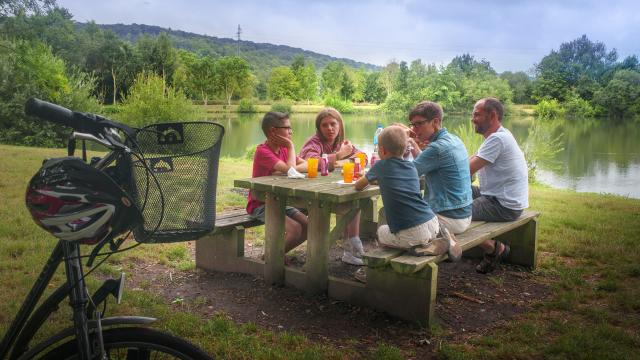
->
<box><xmin>209</xmin><ymin>112</ymin><xmax>640</xmax><ymax>198</ymax></box>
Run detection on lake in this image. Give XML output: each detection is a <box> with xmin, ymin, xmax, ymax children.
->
<box><xmin>210</xmin><ymin>112</ymin><xmax>640</xmax><ymax>199</ymax></box>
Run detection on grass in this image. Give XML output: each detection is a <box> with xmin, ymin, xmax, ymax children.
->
<box><xmin>1</xmin><ymin>144</ymin><xmax>640</xmax><ymax>359</ymax></box>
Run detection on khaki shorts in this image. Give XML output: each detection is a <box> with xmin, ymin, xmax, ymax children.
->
<box><xmin>436</xmin><ymin>214</ymin><xmax>472</xmax><ymax>234</ymax></box>
<box><xmin>377</xmin><ymin>216</ymin><xmax>440</xmax><ymax>249</ymax></box>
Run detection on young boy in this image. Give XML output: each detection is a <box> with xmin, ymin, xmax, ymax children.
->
<box><xmin>355</xmin><ymin>126</ymin><xmax>460</xmax><ymax>259</ymax></box>
<box><xmin>246</xmin><ymin>112</ymin><xmax>308</xmax><ymax>253</ymax></box>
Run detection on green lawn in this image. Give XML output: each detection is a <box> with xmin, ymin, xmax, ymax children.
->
<box><xmin>1</xmin><ymin>144</ymin><xmax>639</xmax><ymax>359</ymax></box>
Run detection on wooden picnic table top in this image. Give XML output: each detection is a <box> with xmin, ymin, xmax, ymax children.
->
<box><xmin>234</xmin><ymin>172</ymin><xmax>380</xmax><ymax>203</ymax></box>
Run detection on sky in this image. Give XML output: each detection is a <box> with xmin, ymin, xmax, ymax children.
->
<box><xmin>57</xmin><ymin>0</ymin><xmax>640</xmax><ymax>73</ymax></box>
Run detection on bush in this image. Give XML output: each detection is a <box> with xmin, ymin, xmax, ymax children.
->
<box><xmin>271</xmin><ymin>100</ymin><xmax>293</xmax><ymax>114</ymax></box>
<box><xmin>0</xmin><ymin>39</ymin><xmax>101</xmax><ymax>147</ymax></box>
<box><xmin>117</xmin><ymin>72</ymin><xmax>203</xmax><ymax>127</ymax></box>
<box><xmin>323</xmin><ymin>96</ymin><xmax>354</xmax><ymax>114</ymax></box>
<box><xmin>563</xmin><ymin>96</ymin><xmax>595</xmax><ymax>118</ymax></box>
<box><xmin>245</xmin><ymin>145</ymin><xmax>256</xmax><ymax>160</ymax></box>
<box><xmin>237</xmin><ymin>98</ymin><xmax>257</xmax><ymax>113</ymax></box>
<box><xmin>533</xmin><ymin>99</ymin><xmax>565</xmax><ymax>120</ymax></box>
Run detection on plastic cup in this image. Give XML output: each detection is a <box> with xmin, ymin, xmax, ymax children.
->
<box><xmin>343</xmin><ymin>162</ymin><xmax>354</xmax><ymax>183</ymax></box>
<box><xmin>356</xmin><ymin>153</ymin><xmax>366</xmax><ymax>169</ymax></box>
<box><xmin>307</xmin><ymin>158</ymin><xmax>318</xmax><ymax>178</ymax></box>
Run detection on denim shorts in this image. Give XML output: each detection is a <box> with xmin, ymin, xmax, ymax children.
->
<box><xmin>250</xmin><ymin>205</ymin><xmax>301</xmax><ymax>223</ymax></box>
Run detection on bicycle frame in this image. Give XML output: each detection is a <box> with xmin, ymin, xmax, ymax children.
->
<box><xmin>1</xmin><ymin>129</ymin><xmax>145</xmax><ymax>359</ymax></box>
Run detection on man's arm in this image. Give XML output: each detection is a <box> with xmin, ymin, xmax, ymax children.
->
<box><xmin>469</xmin><ymin>155</ymin><xmax>489</xmax><ymax>176</ymax></box>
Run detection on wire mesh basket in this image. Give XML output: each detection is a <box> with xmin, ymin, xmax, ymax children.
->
<box><xmin>128</xmin><ymin>121</ymin><xmax>224</xmax><ymax>243</ymax></box>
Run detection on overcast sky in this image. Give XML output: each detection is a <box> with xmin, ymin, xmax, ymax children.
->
<box><xmin>57</xmin><ymin>0</ymin><xmax>640</xmax><ymax>73</ymax></box>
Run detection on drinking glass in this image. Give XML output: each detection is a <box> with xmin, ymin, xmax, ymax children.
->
<box><xmin>343</xmin><ymin>162</ymin><xmax>354</xmax><ymax>183</ymax></box>
<box><xmin>307</xmin><ymin>157</ymin><xmax>318</xmax><ymax>178</ymax></box>
<box><xmin>356</xmin><ymin>153</ymin><xmax>366</xmax><ymax>169</ymax></box>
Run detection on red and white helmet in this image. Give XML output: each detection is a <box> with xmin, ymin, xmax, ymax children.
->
<box><xmin>26</xmin><ymin>157</ymin><xmax>142</xmax><ymax>244</ymax></box>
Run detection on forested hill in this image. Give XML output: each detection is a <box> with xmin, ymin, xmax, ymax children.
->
<box><xmin>80</xmin><ymin>22</ymin><xmax>380</xmax><ymax>77</ymax></box>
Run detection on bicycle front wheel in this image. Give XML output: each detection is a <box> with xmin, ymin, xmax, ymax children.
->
<box><xmin>39</xmin><ymin>327</ymin><xmax>213</xmax><ymax>360</ymax></box>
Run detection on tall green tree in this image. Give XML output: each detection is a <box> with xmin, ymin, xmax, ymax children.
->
<box><xmin>189</xmin><ymin>56</ymin><xmax>217</xmax><ymax>105</ymax></box>
<box><xmin>363</xmin><ymin>72</ymin><xmax>386</xmax><ymax>104</ymax></box>
<box><xmin>321</xmin><ymin>61</ymin><xmax>345</xmax><ymax>97</ymax></box>
<box><xmin>268</xmin><ymin>66</ymin><xmax>298</xmax><ymax>100</ymax></box>
<box><xmin>86</xmin><ymin>31</ymin><xmax>139</xmax><ymax>104</ymax></box>
<box><xmin>593</xmin><ymin>69</ymin><xmax>640</xmax><ymax>119</ymax></box>
<box><xmin>137</xmin><ymin>32</ymin><xmax>178</xmax><ymax>86</ymax></box>
<box><xmin>500</xmin><ymin>71</ymin><xmax>534</xmax><ymax>104</ymax></box>
<box><xmin>213</xmin><ymin>56</ymin><xmax>251</xmax><ymax>105</ymax></box>
<box><xmin>0</xmin><ymin>0</ymin><xmax>56</xmax><ymax>17</ymax></box>
<box><xmin>299</xmin><ymin>64</ymin><xmax>318</xmax><ymax>103</ymax></box>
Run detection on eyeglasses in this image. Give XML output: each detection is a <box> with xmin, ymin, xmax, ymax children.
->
<box><xmin>274</xmin><ymin>126</ymin><xmax>293</xmax><ymax>133</ymax></box>
<box><xmin>409</xmin><ymin>119</ymin><xmax>429</xmax><ymax>128</ymax></box>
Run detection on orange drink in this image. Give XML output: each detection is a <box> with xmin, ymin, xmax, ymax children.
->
<box><xmin>356</xmin><ymin>153</ymin><xmax>366</xmax><ymax>169</ymax></box>
<box><xmin>343</xmin><ymin>162</ymin><xmax>354</xmax><ymax>183</ymax></box>
<box><xmin>307</xmin><ymin>157</ymin><xmax>318</xmax><ymax>178</ymax></box>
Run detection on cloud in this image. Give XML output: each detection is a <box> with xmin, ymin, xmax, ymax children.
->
<box><xmin>58</xmin><ymin>0</ymin><xmax>640</xmax><ymax>72</ymax></box>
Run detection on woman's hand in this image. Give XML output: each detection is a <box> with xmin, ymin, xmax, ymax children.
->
<box><xmin>337</xmin><ymin>140</ymin><xmax>354</xmax><ymax>160</ymax></box>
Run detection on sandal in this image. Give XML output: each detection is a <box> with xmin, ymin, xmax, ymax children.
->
<box><xmin>476</xmin><ymin>241</ymin><xmax>510</xmax><ymax>274</ymax></box>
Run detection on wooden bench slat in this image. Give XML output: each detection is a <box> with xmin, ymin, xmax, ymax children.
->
<box><xmin>363</xmin><ymin>247</ymin><xmax>404</xmax><ymax>268</ymax></box>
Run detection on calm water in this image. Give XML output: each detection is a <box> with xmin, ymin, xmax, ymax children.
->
<box><xmin>210</xmin><ymin>113</ymin><xmax>640</xmax><ymax>199</ymax></box>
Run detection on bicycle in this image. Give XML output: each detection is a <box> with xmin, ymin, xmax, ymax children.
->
<box><xmin>0</xmin><ymin>98</ymin><xmax>224</xmax><ymax>359</ymax></box>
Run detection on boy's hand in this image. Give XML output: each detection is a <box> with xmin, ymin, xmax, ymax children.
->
<box><xmin>269</xmin><ymin>133</ymin><xmax>294</xmax><ymax>149</ymax></box>
<box><xmin>354</xmin><ymin>175</ymin><xmax>369</xmax><ymax>191</ymax></box>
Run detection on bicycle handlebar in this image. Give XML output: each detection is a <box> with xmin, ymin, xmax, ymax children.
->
<box><xmin>25</xmin><ymin>98</ymin><xmax>136</xmax><ymax>139</ymax></box>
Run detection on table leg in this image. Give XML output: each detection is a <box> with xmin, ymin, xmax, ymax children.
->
<box><xmin>306</xmin><ymin>200</ymin><xmax>331</xmax><ymax>294</ymax></box>
<box><xmin>264</xmin><ymin>193</ymin><xmax>285</xmax><ymax>285</ymax></box>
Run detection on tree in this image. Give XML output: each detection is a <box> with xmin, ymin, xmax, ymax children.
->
<box><xmin>296</xmin><ymin>64</ymin><xmax>317</xmax><ymax>104</ymax></box>
<box><xmin>189</xmin><ymin>56</ymin><xmax>216</xmax><ymax>105</ymax></box>
<box><xmin>137</xmin><ymin>32</ymin><xmax>178</xmax><ymax>86</ymax></box>
<box><xmin>0</xmin><ymin>38</ymin><xmax>99</xmax><ymax>146</ymax></box>
<box><xmin>117</xmin><ymin>71</ymin><xmax>202</xmax><ymax>127</ymax></box>
<box><xmin>0</xmin><ymin>0</ymin><xmax>56</xmax><ymax>17</ymax></box>
<box><xmin>213</xmin><ymin>56</ymin><xmax>251</xmax><ymax>105</ymax></box>
<box><xmin>500</xmin><ymin>71</ymin><xmax>534</xmax><ymax>104</ymax></box>
<box><xmin>339</xmin><ymin>71</ymin><xmax>355</xmax><ymax>101</ymax></box>
<box><xmin>533</xmin><ymin>35</ymin><xmax>617</xmax><ymax>101</ymax></box>
<box><xmin>85</xmin><ymin>31</ymin><xmax>138</xmax><ymax>104</ymax></box>
<box><xmin>268</xmin><ymin>66</ymin><xmax>298</xmax><ymax>100</ymax></box>
<box><xmin>593</xmin><ymin>70</ymin><xmax>640</xmax><ymax>119</ymax></box>
<box><xmin>321</xmin><ymin>61</ymin><xmax>346</xmax><ymax>97</ymax></box>
<box><xmin>395</xmin><ymin>61</ymin><xmax>409</xmax><ymax>94</ymax></box>
<box><xmin>363</xmin><ymin>72</ymin><xmax>386</xmax><ymax>104</ymax></box>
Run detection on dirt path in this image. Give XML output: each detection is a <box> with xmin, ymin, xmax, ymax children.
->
<box><xmin>127</xmin><ymin>241</ymin><xmax>550</xmax><ymax>358</ymax></box>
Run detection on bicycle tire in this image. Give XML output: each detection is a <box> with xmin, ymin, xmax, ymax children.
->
<box><xmin>37</xmin><ymin>327</ymin><xmax>213</xmax><ymax>360</ymax></box>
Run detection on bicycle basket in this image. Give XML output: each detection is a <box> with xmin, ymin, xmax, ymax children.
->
<box><xmin>129</xmin><ymin>121</ymin><xmax>224</xmax><ymax>243</ymax></box>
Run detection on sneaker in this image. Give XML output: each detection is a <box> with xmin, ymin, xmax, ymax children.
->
<box><xmin>348</xmin><ymin>237</ymin><xmax>364</xmax><ymax>258</ymax></box>
<box><xmin>354</xmin><ymin>267</ymin><xmax>366</xmax><ymax>283</ymax></box>
<box><xmin>342</xmin><ymin>251</ymin><xmax>364</xmax><ymax>265</ymax></box>
<box><xmin>440</xmin><ymin>226</ymin><xmax>462</xmax><ymax>262</ymax></box>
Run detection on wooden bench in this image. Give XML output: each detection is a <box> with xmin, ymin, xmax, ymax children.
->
<box><xmin>360</xmin><ymin>211</ymin><xmax>540</xmax><ymax>326</ymax></box>
<box><xmin>195</xmin><ymin>209</ymin><xmax>265</xmax><ymax>276</ymax></box>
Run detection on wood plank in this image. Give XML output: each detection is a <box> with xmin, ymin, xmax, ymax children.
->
<box><xmin>264</xmin><ymin>193</ymin><xmax>286</xmax><ymax>285</ymax></box>
<box><xmin>363</xmin><ymin>247</ymin><xmax>404</xmax><ymax>268</ymax></box>
<box><xmin>329</xmin><ymin>206</ymin><xmax>359</xmax><ymax>243</ymax></box>
<box><xmin>305</xmin><ymin>199</ymin><xmax>332</xmax><ymax>294</ymax></box>
<box><xmin>390</xmin><ymin>253</ymin><xmax>442</xmax><ymax>274</ymax></box>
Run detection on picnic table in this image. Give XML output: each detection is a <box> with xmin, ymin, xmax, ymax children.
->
<box><xmin>234</xmin><ymin>172</ymin><xmax>380</xmax><ymax>294</ymax></box>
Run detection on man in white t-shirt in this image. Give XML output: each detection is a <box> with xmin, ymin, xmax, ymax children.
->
<box><xmin>469</xmin><ymin>97</ymin><xmax>529</xmax><ymax>274</ymax></box>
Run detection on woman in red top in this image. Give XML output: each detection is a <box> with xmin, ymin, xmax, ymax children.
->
<box><xmin>299</xmin><ymin>107</ymin><xmax>366</xmax><ymax>265</ymax></box>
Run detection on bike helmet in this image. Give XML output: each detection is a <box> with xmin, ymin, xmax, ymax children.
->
<box><xmin>26</xmin><ymin>157</ymin><xmax>143</xmax><ymax>244</ymax></box>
